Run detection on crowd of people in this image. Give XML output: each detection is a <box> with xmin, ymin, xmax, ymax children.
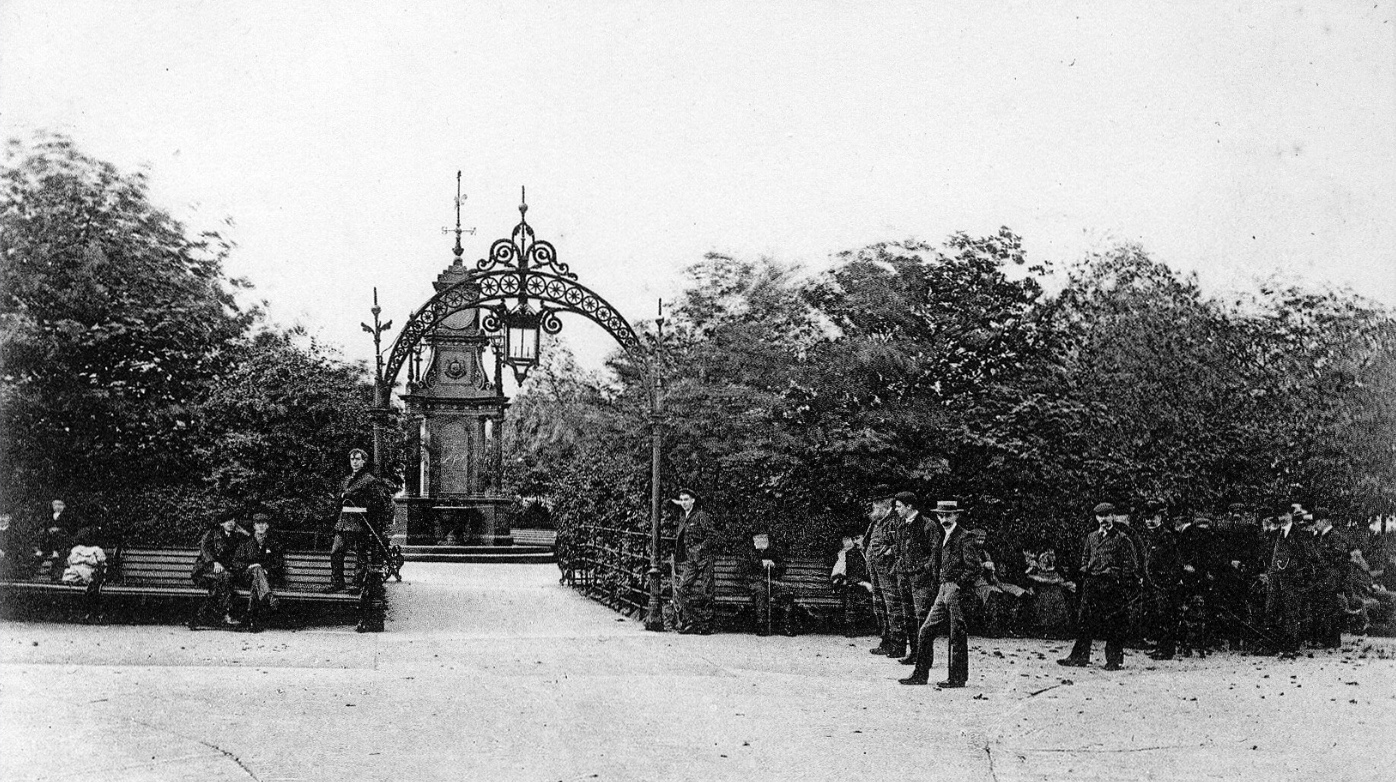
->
<box><xmin>665</xmin><ymin>484</ymin><xmax>1396</xmax><ymax>689</ymax></box>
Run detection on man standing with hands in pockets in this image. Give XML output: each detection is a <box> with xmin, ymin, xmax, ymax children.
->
<box><xmin>901</xmin><ymin>500</ymin><xmax>980</xmax><ymax>687</ymax></box>
<box><xmin>673</xmin><ymin>488</ymin><xmax>716</xmax><ymax>635</ymax></box>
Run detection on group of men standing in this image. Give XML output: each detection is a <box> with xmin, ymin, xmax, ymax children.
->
<box><xmin>659</xmin><ymin>481</ymin><xmax>1369</xmax><ymax>688</ymax></box>
<box><xmin>860</xmin><ymin>486</ymin><xmax>983</xmax><ymax>688</ymax></box>
<box><xmin>1059</xmin><ymin>499</ymin><xmax>1361</xmax><ymax>669</ymax></box>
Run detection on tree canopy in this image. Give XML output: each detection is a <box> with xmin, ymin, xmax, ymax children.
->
<box><xmin>1</xmin><ymin>135</ymin><xmax>384</xmax><ymax>543</ymax></box>
<box><xmin>506</xmin><ymin>232</ymin><xmax>1396</xmax><ymax>558</ymax></box>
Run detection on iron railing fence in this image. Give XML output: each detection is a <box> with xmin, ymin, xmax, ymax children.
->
<box><xmin>566</xmin><ymin>520</ymin><xmax>673</xmax><ymax>617</ymax></box>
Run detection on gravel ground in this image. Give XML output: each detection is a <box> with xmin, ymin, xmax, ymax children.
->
<box><xmin>2</xmin><ymin>563</ymin><xmax>1392</xmax><ymax>781</ymax></box>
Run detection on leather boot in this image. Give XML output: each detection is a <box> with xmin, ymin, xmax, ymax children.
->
<box><xmin>899</xmin><ymin>639</ymin><xmax>932</xmax><ymax>685</ymax></box>
<box><xmin>870</xmin><ymin>637</ymin><xmax>894</xmax><ymax>655</ymax></box>
<box><xmin>898</xmin><ymin>637</ymin><xmax>919</xmax><ymax>665</ymax></box>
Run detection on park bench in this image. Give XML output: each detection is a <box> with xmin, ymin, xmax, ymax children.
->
<box><xmin>713</xmin><ymin>556</ymin><xmax>844</xmax><ymax>631</ymax></box>
<box><xmin>0</xmin><ymin>547</ymin><xmax>384</xmax><ymax>629</ymax></box>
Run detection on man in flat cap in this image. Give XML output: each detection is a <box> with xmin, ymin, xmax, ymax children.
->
<box><xmin>863</xmin><ymin>484</ymin><xmax>903</xmax><ymax>656</ymax></box>
<box><xmin>673</xmin><ymin>488</ymin><xmax>716</xmax><ymax>635</ymax></box>
<box><xmin>1059</xmin><ymin>502</ymin><xmax>1139</xmax><ymax>670</ymax></box>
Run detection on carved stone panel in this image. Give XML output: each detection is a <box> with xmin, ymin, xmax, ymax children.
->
<box><xmin>433</xmin><ymin>419</ymin><xmax>472</xmax><ymax>495</ymax></box>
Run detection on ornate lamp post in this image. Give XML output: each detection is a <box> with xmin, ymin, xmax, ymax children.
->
<box><xmin>362</xmin><ymin>288</ymin><xmax>392</xmax><ymax>476</ymax></box>
<box><xmin>644</xmin><ymin>301</ymin><xmax>667</xmax><ymax>631</ymax></box>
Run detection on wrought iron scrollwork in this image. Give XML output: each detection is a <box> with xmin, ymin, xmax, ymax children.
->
<box><xmin>383</xmin><ymin>268</ymin><xmax>640</xmax><ymax>389</ymax></box>
<box><xmin>382</xmin><ymin>198</ymin><xmax>639</xmax><ymax>389</ymax></box>
<box><xmin>477</xmin><ymin>208</ymin><xmax>575</xmax><ymax>280</ymax></box>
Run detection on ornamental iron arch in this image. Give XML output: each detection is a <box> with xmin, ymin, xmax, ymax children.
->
<box><xmin>381</xmin><ymin>266</ymin><xmax>642</xmax><ymax>396</ymax></box>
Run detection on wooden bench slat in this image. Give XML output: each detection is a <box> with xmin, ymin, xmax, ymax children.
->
<box><xmin>2</xmin><ymin>545</ymin><xmax>379</xmax><ymax>615</ymax></box>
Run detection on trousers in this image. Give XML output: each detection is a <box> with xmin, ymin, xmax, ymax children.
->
<box><xmin>917</xmin><ymin>582</ymin><xmax>969</xmax><ymax>683</ymax></box>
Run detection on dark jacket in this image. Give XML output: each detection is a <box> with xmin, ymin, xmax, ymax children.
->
<box><xmin>675</xmin><ymin>509</ymin><xmax>713</xmax><ymax>565</ymax></box>
<box><xmin>1175</xmin><ymin>523</ymin><xmax>1213</xmax><ymax>584</ymax></box>
<box><xmin>892</xmin><ymin>511</ymin><xmax>942</xmax><ymax>584</ymax></box>
<box><xmin>192</xmin><ymin>527</ymin><xmax>241</xmax><ymax>580</ymax></box>
<box><xmin>1142</xmin><ymin>526</ymin><xmax>1183</xmax><ymax>590</ymax></box>
<box><xmin>736</xmin><ymin>541</ymin><xmax>787</xmax><ymax>585</ymax></box>
<box><xmin>340</xmin><ymin>469</ymin><xmax>393</xmax><ymax>531</ymax></box>
<box><xmin>865</xmin><ymin>509</ymin><xmax>899</xmax><ymax>572</ymax></box>
<box><xmin>234</xmin><ymin>533</ymin><xmax>286</xmax><ymax>583</ymax></box>
<box><xmin>937</xmin><ymin>525</ymin><xmax>982</xmax><ymax>588</ymax></box>
<box><xmin>842</xmin><ymin>544</ymin><xmax>870</xmax><ymax>585</ymax></box>
<box><xmin>1266</xmin><ymin>524</ymin><xmax>1315</xmax><ymax>586</ymax></box>
<box><xmin>0</xmin><ymin>523</ymin><xmax>25</xmax><ymax>577</ymax></box>
<box><xmin>1079</xmin><ymin>526</ymin><xmax>1139</xmax><ymax>580</ymax></box>
<box><xmin>1311</xmin><ymin>527</ymin><xmax>1348</xmax><ymax>593</ymax></box>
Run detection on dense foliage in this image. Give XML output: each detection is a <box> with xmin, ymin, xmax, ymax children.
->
<box><xmin>0</xmin><ymin>136</ymin><xmax>384</xmax><ymax>544</ymax></box>
<box><xmin>506</xmin><ymin>236</ymin><xmax>1396</xmax><ymax>561</ymax></box>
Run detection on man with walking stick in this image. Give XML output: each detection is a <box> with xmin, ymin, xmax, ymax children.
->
<box><xmin>737</xmin><ymin>527</ymin><xmax>796</xmax><ymax>636</ymax></box>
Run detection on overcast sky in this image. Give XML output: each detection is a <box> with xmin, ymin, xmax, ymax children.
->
<box><xmin>3</xmin><ymin>1</ymin><xmax>1392</xmax><ymax>379</ymax></box>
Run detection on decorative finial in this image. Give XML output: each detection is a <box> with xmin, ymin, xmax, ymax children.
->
<box><xmin>452</xmin><ymin>172</ymin><xmax>464</xmax><ymax>259</ymax></box>
<box><xmin>519</xmin><ymin>185</ymin><xmax>528</xmax><ymax>219</ymax></box>
<box><xmin>441</xmin><ymin>170</ymin><xmax>475</xmax><ymax>256</ymax></box>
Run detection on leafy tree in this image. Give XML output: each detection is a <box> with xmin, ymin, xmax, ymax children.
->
<box><xmin>791</xmin><ymin>230</ymin><xmax>1057</xmax><ymax>546</ymax></box>
<box><xmin>187</xmin><ymin>329</ymin><xmax>391</xmax><ymax>542</ymax></box>
<box><xmin>0</xmin><ymin>134</ymin><xmax>251</xmax><ymax>524</ymax></box>
<box><xmin>1</xmin><ymin>135</ymin><xmax>397</xmax><ymax>546</ymax></box>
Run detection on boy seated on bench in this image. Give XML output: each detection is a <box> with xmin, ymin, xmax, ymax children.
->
<box><xmin>234</xmin><ymin>512</ymin><xmax>285</xmax><ymax>632</ymax></box>
<box><xmin>190</xmin><ymin>512</ymin><xmax>245</xmax><ymax>629</ymax></box>
<box><xmin>737</xmin><ymin>528</ymin><xmax>797</xmax><ymax>636</ymax></box>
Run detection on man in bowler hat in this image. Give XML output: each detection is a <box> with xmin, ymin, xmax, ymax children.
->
<box><xmin>863</xmin><ymin>484</ymin><xmax>903</xmax><ymax>655</ymax></box>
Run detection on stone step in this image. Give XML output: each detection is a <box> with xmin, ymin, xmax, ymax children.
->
<box><xmin>401</xmin><ymin>544</ymin><xmax>557</xmax><ymax>564</ymax></box>
<box><xmin>401</xmin><ymin>545</ymin><xmax>552</xmax><ymax>556</ymax></box>
<box><xmin>403</xmin><ymin>551</ymin><xmax>558</xmax><ymax>564</ymax></box>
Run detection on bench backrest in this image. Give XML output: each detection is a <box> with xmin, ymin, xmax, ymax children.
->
<box><xmin>121</xmin><ymin>548</ymin><xmax>355</xmax><ymax>592</ymax></box>
<box><xmin>713</xmin><ymin>556</ymin><xmax>838</xmax><ymax>600</ymax></box>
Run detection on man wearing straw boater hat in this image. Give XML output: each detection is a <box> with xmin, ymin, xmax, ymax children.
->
<box><xmin>900</xmin><ymin>500</ymin><xmax>980</xmax><ymax>687</ymax></box>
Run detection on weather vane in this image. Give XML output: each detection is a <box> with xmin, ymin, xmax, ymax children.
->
<box><xmin>442</xmin><ymin>170</ymin><xmax>476</xmax><ymax>258</ymax></box>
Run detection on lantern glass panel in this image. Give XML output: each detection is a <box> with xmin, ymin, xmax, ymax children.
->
<box><xmin>508</xmin><ymin>325</ymin><xmax>538</xmax><ymax>362</ymax></box>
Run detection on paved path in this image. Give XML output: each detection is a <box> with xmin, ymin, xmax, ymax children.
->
<box><xmin>2</xmin><ymin>564</ymin><xmax>1393</xmax><ymax>781</ymax></box>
